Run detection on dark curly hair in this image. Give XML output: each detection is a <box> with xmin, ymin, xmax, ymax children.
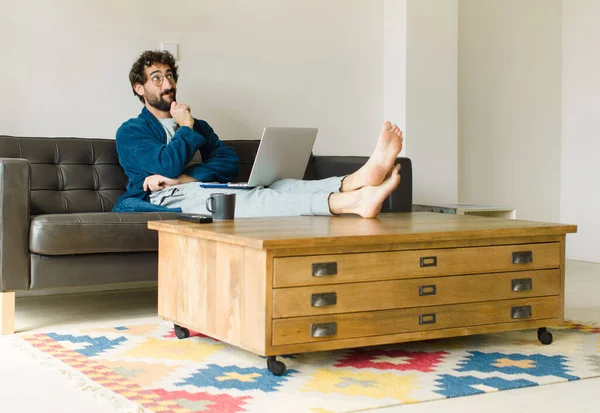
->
<box><xmin>129</xmin><ymin>50</ymin><xmax>179</xmax><ymax>103</ymax></box>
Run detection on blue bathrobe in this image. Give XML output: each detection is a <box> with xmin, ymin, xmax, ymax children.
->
<box><xmin>112</xmin><ymin>107</ymin><xmax>239</xmax><ymax>212</ymax></box>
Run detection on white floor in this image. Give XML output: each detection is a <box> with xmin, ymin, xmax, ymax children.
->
<box><xmin>0</xmin><ymin>260</ymin><xmax>598</xmax><ymax>413</ymax></box>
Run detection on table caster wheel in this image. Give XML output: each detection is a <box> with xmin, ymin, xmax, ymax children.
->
<box><xmin>267</xmin><ymin>356</ymin><xmax>286</xmax><ymax>376</ymax></box>
<box><xmin>538</xmin><ymin>327</ymin><xmax>553</xmax><ymax>345</ymax></box>
<box><xmin>174</xmin><ymin>324</ymin><xmax>190</xmax><ymax>339</ymax></box>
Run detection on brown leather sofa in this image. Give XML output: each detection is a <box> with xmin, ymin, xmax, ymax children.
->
<box><xmin>0</xmin><ymin>136</ymin><xmax>412</xmax><ymax>334</ymax></box>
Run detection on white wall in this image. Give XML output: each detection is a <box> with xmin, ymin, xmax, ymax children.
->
<box><xmin>1</xmin><ymin>0</ymin><xmax>384</xmax><ymax>156</ymax></box>
<box><xmin>561</xmin><ymin>1</ymin><xmax>600</xmax><ymax>262</ymax></box>
<box><xmin>458</xmin><ymin>0</ymin><xmax>562</xmax><ymax>222</ymax></box>
<box><xmin>383</xmin><ymin>0</ymin><xmax>407</xmax><ymax>144</ymax></box>
<box><xmin>406</xmin><ymin>0</ymin><xmax>458</xmax><ymax>204</ymax></box>
<box><xmin>2</xmin><ymin>0</ymin><xmax>461</xmax><ymax>214</ymax></box>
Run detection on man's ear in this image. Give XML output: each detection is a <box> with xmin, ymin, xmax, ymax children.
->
<box><xmin>134</xmin><ymin>83</ymin><xmax>145</xmax><ymax>97</ymax></box>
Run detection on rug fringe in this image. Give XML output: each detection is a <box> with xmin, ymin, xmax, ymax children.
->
<box><xmin>4</xmin><ymin>335</ymin><xmax>149</xmax><ymax>413</ymax></box>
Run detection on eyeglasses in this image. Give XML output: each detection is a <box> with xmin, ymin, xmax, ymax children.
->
<box><xmin>148</xmin><ymin>73</ymin><xmax>176</xmax><ymax>86</ymax></box>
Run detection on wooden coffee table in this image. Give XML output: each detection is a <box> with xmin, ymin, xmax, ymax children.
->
<box><xmin>148</xmin><ymin>213</ymin><xmax>576</xmax><ymax>375</ymax></box>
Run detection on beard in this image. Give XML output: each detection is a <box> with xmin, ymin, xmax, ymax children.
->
<box><xmin>145</xmin><ymin>89</ymin><xmax>176</xmax><ymax>112</ymax></box>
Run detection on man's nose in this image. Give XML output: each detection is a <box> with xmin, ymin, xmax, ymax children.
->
<box><xmin>161</xmin><ymin>77</ymin><xmax>173</xmax><ymax>89</ymax></box>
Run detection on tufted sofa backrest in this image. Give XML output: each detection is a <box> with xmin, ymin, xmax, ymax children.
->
<box><xmin>0</xmin><ymin>136</ymin><xmax>316</xmax><ymax>215</ymax></box>
<box><xmin>0</xmin><ymin>136</ymin><xmax>128</xmax><ymax>215</ymax></box>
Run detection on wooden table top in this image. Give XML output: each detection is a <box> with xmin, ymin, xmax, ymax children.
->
<box><xmin>148</xmin><ymin>212</ymin><xmax>577</xmax><ymax>249</ymax></box>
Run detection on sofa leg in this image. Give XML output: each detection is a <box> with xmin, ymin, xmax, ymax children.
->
<box><xmin>0</xmin><ymin>292</ymin><xmax>15</xmax><ymax>334</ymax></box>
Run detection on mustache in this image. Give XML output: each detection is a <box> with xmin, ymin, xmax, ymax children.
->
<box><xmin>161</xmin><ymin>89</ymin><xmax>174</xmax><ymax>97</ymax></box>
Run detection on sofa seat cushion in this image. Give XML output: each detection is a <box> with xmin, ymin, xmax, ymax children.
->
<box><xmin>30</xmin><ymin>212</ymin><xmax>178</xmax><ymax>255</ymax></box>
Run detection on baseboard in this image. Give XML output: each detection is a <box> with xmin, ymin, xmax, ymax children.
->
<box><xmin>16</xmin><ymin>282</ymin><xmax>158</xmax><ymax>298</ymax></box>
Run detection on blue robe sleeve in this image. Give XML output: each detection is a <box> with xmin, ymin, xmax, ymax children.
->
<box><xmin>183</xmin><ymin>120</ymin><xmax>239</xmax><ymax>183</ymax></box>
<box><xmin>116</xmin><ymin>121</ymin><xmax>205</xmax><ymax>179</ymax></box>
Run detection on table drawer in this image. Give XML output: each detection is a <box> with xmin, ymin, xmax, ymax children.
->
<box><xmin>272</xmin><ymin>269</ymin><xmax>560</xmax><ymax>318</ymax></box>
<box><xmin>272</xmin><ymin>296</ymin><xmax>560</xmax><ymax>346</ymax></box>
<box><xmin>273</xmin><ymin>243</ymin><xmax>559</xmax><ymax>288</ymax></box>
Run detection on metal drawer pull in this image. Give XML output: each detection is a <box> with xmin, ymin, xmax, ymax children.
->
<box><xmin>512</xmin><ymin>251</ymin><xmax>533</xmax><ymax>264</ymax></box>
<box><xmin>512</xmin><ymin>278</ymin><xmax>533</xmax><ymax>292</ymax></box>
<box><xmin>420</xmin><ymin>256</ymin><xmax>438</xmax><ymax>267</ymax></box>
<box><xmin>419</xmin><ymin>285</ymin><xmax>437</xmax><ymax>296</ymax></box>
<box><xmin>311</xmin><ymin>292</ymin><xmax>337</xmax><ymax>307</ymax></box>
<box><xmin>419</xmin><ymin>313</ymin><xmax>437</xmax><ymax>325</ymax></box>
<box><xmin>312</xmin><ymin>262</ymin><xmax>337</xmax><ymax>277</ymax></box>
<box><xmin>511</xmin><ymin>305</ymin><xmax>532</xmax><ymax>319</ymax></box>
<box><xmin>311</xmin><ymin>322</ymin><xmax>337</xmax><ymax>338</ymax></box>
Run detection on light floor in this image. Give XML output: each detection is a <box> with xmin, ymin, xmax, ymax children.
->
<box><xmin>0</xmin><ymin>260</ymin><xmax>598</xmax><ymax>413</ymax></box>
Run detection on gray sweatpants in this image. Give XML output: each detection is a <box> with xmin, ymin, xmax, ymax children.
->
<box><xmin>148</xmin><ymin>177</ymin><xmax>344</xmax><ymax>217</ymax></box>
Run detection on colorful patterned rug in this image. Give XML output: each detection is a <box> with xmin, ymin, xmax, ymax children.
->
<box><xmin>14</xmin><ymin>320</ymin><xmax>600</xmax><ymax>413</ymax></box>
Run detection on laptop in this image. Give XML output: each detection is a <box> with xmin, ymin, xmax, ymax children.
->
<box><xmin>199</xmin><ymin>127</ymin><xmax>318</xmax><ymax>189</ymax></box>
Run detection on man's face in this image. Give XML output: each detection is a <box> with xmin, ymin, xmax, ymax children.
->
<box><xmin>135</xmin><ymin>64</ymin><xmax>177</xmax><ymax>112</ymax></box>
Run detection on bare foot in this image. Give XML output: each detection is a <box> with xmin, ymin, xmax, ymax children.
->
<box><xmin>330</xmin><ymin>164</ymin><xmax>401</xmax><ymax>218</ymax></box>
<box><xmin>341</xmin><ymin>121</ymin><xmax>403</xmax><ymax>192</ymax></box>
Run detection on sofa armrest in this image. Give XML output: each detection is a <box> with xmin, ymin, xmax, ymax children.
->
<box><xmin>311</xmin><ymin>156</ymin><xmax>413</xmax><ymax>213</ymax></box>
<box><xmin>0</xmin><ymin>158</ymin><xmax>30</xmax><ymax>291</ymax></box>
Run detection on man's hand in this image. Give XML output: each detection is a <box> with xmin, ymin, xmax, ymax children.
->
<box><xmin>143</xmin><ymin>174</ymin><xmax>197</xmax><ymax>192</ymax></box>
<box><xmin>170</xmin><ymin>102</ymin><xmax>194</xmax><ymax>129</ymax></box>
<box><xmin>143</xmin><ymin>174</ymin><xmax>178</xmax><ymax>192</ymax></box>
